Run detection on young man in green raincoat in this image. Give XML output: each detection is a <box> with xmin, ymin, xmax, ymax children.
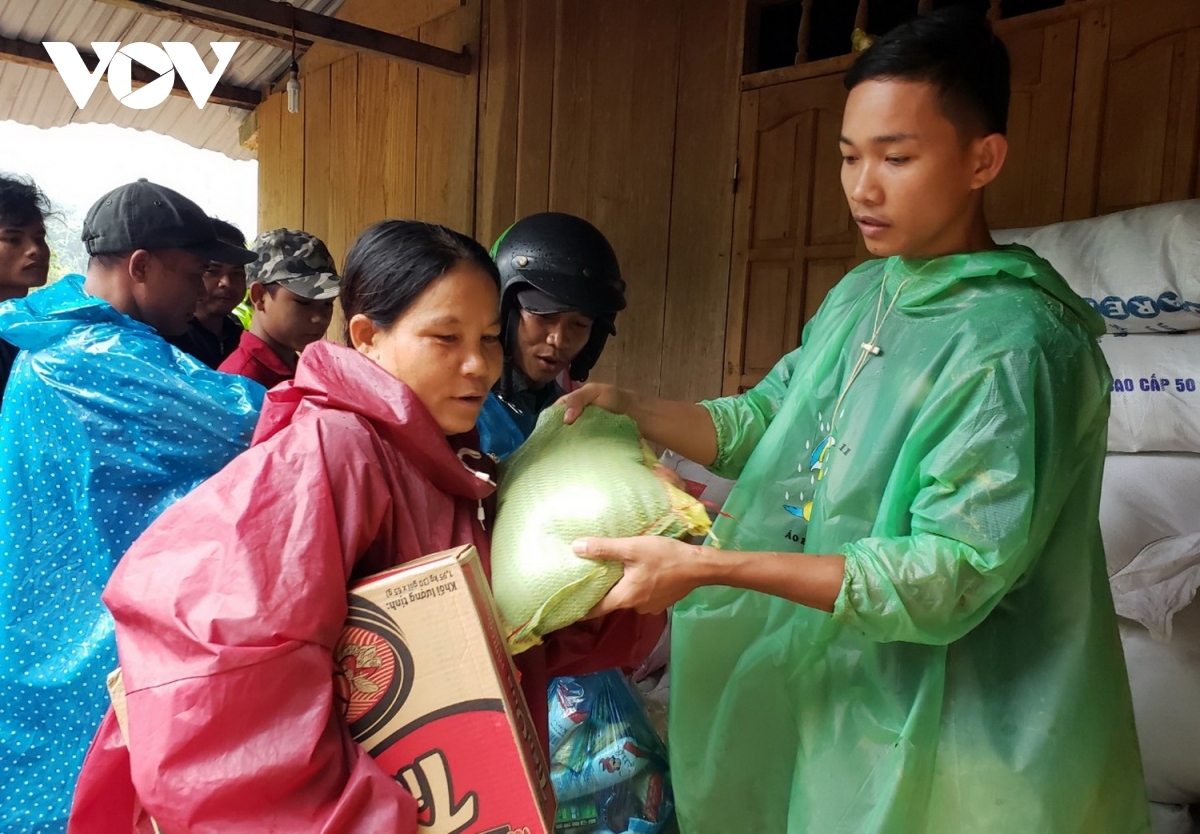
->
<box><xmin>561</xmin><ymin>8</ymin><xmax>1148</xmax><ymax>833</ymax></box>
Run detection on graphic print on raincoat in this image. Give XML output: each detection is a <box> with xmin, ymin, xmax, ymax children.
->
<box><xmin>68</xmin><ymin>340</ymin><xmax>662</xmax><ymax>834</ymax></box>
<box><xmin>669</xmin><ymin>246</ymin><xmax>1149</xmax><ymax>833</ymax></box>
<box><xmin>0</xmin><ymin>276</ymin><xmax>263</xmax><ymax>834</ymax></box>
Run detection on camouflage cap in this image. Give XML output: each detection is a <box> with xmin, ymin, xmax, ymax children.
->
<box><xmin>248</xmin><ymin>228</ymin><xmax>341</xmax><ymax>300</ymax></box>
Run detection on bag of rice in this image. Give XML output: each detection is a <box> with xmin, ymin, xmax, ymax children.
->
<box><xmin>491</xmin><ymin>404</ymin><xmax>711</xmax><ymax>653</ymax></box>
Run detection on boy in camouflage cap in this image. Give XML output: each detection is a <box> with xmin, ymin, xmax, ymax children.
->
<box><xmin>219</xmin><ymin>228</ymin><xmax>340</xmax><ymax>389</ymax></box>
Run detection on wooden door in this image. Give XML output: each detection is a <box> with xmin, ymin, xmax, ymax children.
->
<box><xmin>985</xmin><ymin>15</ymin><xmax>1080</xmax><ymax>229</ymax></box>
<box><xmin>1065</xmin><ymin>0</ymin><xmax>1200</xmax><ymax>218</ymax></box>
<box><xmin>723</xmin><ymin>72</ymin><xmax>860</xmax><ymax>394</ymax></box>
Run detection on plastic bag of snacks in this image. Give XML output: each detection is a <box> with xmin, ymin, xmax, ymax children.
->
<box><xmin>548</xmin><ymin>670</ymin><xmax>673</xmax><ymax>833</ymax></box>
<box><xmin>492</xmin><ymin>404</ymin><xmax>710</xmax><ymax>653</ymax></box>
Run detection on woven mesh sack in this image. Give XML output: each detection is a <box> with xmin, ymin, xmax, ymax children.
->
<box><xmin>492</xmin><ymin>404</ymin><xmax>710</xmax><ymax>653</ymax></box>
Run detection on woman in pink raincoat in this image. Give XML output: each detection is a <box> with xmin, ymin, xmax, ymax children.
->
<box><xmin>69</xmin><ymin>220</ymin><xmax>663</xmax><ymax>833</ymax></box>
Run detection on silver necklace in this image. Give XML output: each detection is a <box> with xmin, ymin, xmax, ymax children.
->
<box><xmin>808</xmin><ymin>271</ymin><xmax>911</xmax><ymax>483</ymax></box>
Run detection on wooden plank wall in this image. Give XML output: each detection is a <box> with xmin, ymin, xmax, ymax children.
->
<box><xmin>258</xmin><ymin>0</ymin><xmax>741</xmax><ymax>402</ymax></box>
<box><xmin>475</xmin><ymin>0</ymin><xmax>742</xmax><ymax>402</ymax></box>
<box><xmin>256</xmin><ymin>0</ymin><xmax>481</xmax><ymax>340</ymax></box>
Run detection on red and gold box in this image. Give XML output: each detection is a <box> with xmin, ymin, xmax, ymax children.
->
<box><xmin>334</xmin><ymin>545</ymin><xmax>555</xmax><ymax>834</ymax></box>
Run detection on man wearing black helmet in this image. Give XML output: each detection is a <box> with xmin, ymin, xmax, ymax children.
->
<box><xmin>478</xmin><ymin>212</ymin><xmax>626</xmax><ymax>459</ymax></box>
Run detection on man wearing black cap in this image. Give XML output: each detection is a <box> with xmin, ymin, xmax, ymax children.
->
<box><xmin>80</xmin><ymin>177</ymin><xmax>256</xmax><ymax>338</ymax></box>
<box><xmin>0</xmin><ymin>180</ymin><xmax>265</xmax><ymax>832</ymax></box>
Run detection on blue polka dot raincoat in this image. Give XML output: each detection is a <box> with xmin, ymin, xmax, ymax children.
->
<box><xmin>0</xmin><ymin>276</ymin><xmax>262</xmax><ymax>833</ymax></box>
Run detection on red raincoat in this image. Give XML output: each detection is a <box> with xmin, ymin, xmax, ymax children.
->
<box><xmin>69</xmin><ymin>341</ymin><xmax>663</xmax><ymax>834</ymax></box>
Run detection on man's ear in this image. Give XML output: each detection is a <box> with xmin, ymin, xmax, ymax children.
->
<box><xmin>127</xmin><ymin>250</ymin><xmax>152</xmax><ymax>284</ymax></box>
<box><xmin>348</xmin><ymin>313</ymin><xmax>380</xmax><ymax>355</ymax></box>
<box><xmin>971</xmin><ymin>133</ymin><xmax>1008</xmax><ymax>190</ymax></box>
<box><xmin>248</xmin><ymin>282</ymin><xmax>268</xmax><ymax>312</ymax></box>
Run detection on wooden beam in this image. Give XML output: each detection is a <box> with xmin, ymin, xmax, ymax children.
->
<box><xmin>744</xmin><ymin>52</ymin><xmax>857</xmax><ymax>91</ymax></box>
<box><xmin>298</xmin><ymin>0</ymin><xmax>463</xmax><ymax>79</ymax></box>
<box><xmin>238</xmin><ymin>108</ymin><xmax>258</xmax><ymax>151</ymax></box>
<box><xmin>0</xmin><ymin>34</ymin><xmax>260</xmax><ymax>109</ymax></box>
<box><xmin>101</xmin><ymin>0</ymin><xmax>310</xmax><ymax>51</ymax></box>
<box><xmin>99</xmin><ymin>0</ymin><xmax>473</xmax><ymax>75</ymax></box>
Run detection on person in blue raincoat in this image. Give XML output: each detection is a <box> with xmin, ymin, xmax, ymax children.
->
<box><xmin>0</xmin><ymin>179</ymin><xmax>262</xmax><ymax>833</ymax></box>
<box><xmin>0</xmin><ymin>173</ymin><xmax>51</xmax><ymax>407</ymax></box>
<box><xmin>477</xmin><ymin>212</ymin><xmax>626</xmax><ymax>460</ymax></box>
<box><xmin>561</xmin><ymin>9</ymin><xmax>1148</xmax><ymax>833</ymax></box>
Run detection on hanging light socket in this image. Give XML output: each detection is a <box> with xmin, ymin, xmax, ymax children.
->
<box><xmin>285</xmin><ymin>7</ymin><xmax>300</xmax><ymax>115</ymax></box>
<box><xmin>286</xmin><ymin>61</ymin><xmax>301</xmax><ymax>114</ymax></box>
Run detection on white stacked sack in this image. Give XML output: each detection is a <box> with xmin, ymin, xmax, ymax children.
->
<box><xmin>996</xmin><ymin>200</ymin><xmax>1200</xmax><ymax>334</ymax></box>
<box><xmin>1003</xmin><ymin>204</ymin><xmax>1200</xmax><ymax>830</ymax></box>
<box><xmin>1100</xmin><ymin>453</ymin><xmax>1200</xmax><ymax>577</ymax></box>
<box><xmin>1120</xmin><ymin>604</ymin><xmax>1200</xmax><ymax>809</ymax></box>
<box><xmin>1102</xmin><ymin>333</ymin><xmax>1200</xmax><ymax>454</ymax></box>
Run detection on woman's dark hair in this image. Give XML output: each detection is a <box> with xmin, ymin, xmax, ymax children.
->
<box><xmin>340</xmin><ymin>220</ymin><xmax>500</xmax><ymax>344</ymax></box>
<box><xmin>0</xmin><ymin>173</ymin><xmax>52</xmax><ymax>228</ymax></box>
<box><xmin>210</xmin><ymin>217</ymin><xmax>246</xmax><ymax>249</ymax></box>
<box><xmin>845</xmin><ymin>6</ymin><xmax>1010</xmax><ymax>138</ymax></box>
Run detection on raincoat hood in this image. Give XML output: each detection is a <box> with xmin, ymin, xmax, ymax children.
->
<box><xmin>0</xmin><ymin>274</ymin><xmax>155</xmax><ymax>349</ymax></box>
<box><xmin>258</xmin><ymin>340</ymin><xmax>495</xmax><ymax>502</ymax></box>
<box><xmin>885</xmin><ymin>244</ymin><xmax>1106</xmax><ymax>337</ymax></box>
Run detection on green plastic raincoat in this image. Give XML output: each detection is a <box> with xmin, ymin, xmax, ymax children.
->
<box><xmin>670</xmin><ymin>246</ymin><xmax>1148</xmax><ymax>833</ymax></box>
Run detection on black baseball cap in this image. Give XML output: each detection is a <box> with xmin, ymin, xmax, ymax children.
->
<box><xmin>82</xmin><ymin>179</ymin><xmax>256</xmax><ymax>265</ymax></box>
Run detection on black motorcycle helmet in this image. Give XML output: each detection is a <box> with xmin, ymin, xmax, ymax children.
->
<box><xmin>491</xmin><ymin>212</ymin><xmax>626</xmax><ymax>383</ymax></box>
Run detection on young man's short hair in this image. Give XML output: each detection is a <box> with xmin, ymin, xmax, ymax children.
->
<box><xmin>844</xmin><ymin>6</ymin><xmax>1010</xmax><ymax>138</ymax></box>
<box><xmin>0</xmin><ymin>173</ymin><xmax>51</xmax><ymax>228</ymax></box>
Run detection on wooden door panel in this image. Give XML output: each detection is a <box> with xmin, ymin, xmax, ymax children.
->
<box><xmin>1099</xmin><ymin>40</ymin><xmax>1176</xmax><ymax>211</ymax></box>
<box><xmin>1096</xmin><ymin>29</ymin><xmax>1200</xmax><ymax>213</ymax></box>
<box><xmin>810</xmin><ymin>107</ymin><xmax>856</xmax><ymax>246</ymax></box>
<box><xmin>751</xmin><ymin>115</ymin><xmax>809</xmax><ymax>246</ymax></box>
<box><xmin>1169</xmin><ymin>30</ymin><xmax>1200</xmax><ymax>202</ymax></box>
<box><xmin>1108</xmin><ymin>0</ymin><xmax>1200</xmax><ymax>58</ymax></box>
<box><xmin>1066</xmin><ymin>0</ymin><xmax>1200</xmax><ymax>217</ymax></box>
<box><xmin>804</xmin><ymin>259</ymin><xmax>851</xmax><ymax>323</ymax></box>
<box><xmin>725</xmin><ymin>72</ymin><xmax>854</xmax><ymax>394</ymax></box>
<box><xmin>756</xmin><ymin>71</ymin><xmax>847</xmax><ymax>129</ymax></box>
<box><xmin>985</xmin><ymin>18</ymin><xmax>1078</xmax><ymax>229</ymax></box>
<box><xmin>742</xmin><ymin>262</ymin><xmax>794</xmax><ymax>377</ymax></box>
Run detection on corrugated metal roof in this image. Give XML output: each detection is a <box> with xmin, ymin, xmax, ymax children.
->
<box><xmin>0</xmin><ymin>0</ymin><xmax>344</xmax><ymax>159</ymax></box>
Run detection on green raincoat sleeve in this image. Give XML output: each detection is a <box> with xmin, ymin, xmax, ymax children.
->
<box><xmin>702</xmin><ymin>350</ymin><xmax>801</xmax><ymax>479</ymax></box>
<box><xmin>834</xmin><ymin>344</ymin><xmax>1051</xmax><ymax>645</ymax></box>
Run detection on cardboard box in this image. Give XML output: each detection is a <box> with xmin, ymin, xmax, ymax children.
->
<box><xmin>109</xmin><ymin>544</ymin><xmax>554</xmax><ymax>834</ymax></box>
<box><xmin>333</xmin><ymin>545</ymin><xmax>555</xmax><ymax>834</ymax></box>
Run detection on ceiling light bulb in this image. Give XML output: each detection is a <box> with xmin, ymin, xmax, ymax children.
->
<box><xmin>286</xmin><ymin>64</ymin><xmax>300</xmax><ymax>114</ymax></box>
